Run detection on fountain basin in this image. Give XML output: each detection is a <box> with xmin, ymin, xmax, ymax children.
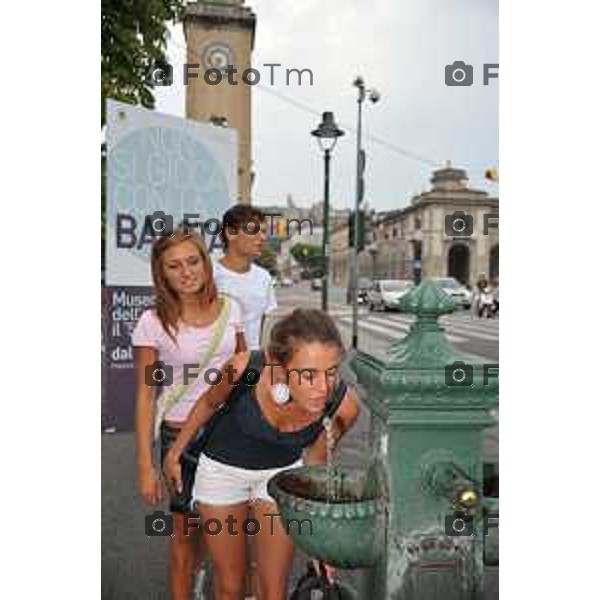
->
<box><xmin>267</xmin><ymin>465</ymin><xmax>386</xmax><ymax>568</ymax></box>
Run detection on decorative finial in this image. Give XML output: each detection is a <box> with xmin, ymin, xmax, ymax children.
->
<box><xmin>398</xmin><ymin>279</ymin><xmax>455</xmax><ymax>319</ymax></box>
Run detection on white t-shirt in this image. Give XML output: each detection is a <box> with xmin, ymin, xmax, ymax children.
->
<box><xmin>213</xmin><ymin>260</ymin><xmax>277</xmax><ymax>349</ymax></box>
<box><xmin>131</xmin><ymin>297</ymin><xmax>244</xmax><ymax>422</ymax></box>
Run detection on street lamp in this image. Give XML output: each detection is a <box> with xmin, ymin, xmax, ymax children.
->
<box><xmin>311</xmin><ymin>111</ymin><xmax>344</xmax><ymax>312</ymax></box>
<box><xmin>350</xmin><ymin>76</ymin><xmax>380</xmax><ymax>349</ymax></box>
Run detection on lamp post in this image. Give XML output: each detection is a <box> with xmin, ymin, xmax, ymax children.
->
<box><xmin>351</xmin><ymin>77</ymin><xmax>380</xmax><ymax>349</ymax></box>
<box><xmin>311</xmin><ymin>111</ymin><xmax>344</xmax><ymax>312</ymax></box>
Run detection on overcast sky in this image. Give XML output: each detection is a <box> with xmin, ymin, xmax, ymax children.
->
<box><xmin>155</xmin><ymin>0</ymin><xmax>498</xmax><ymax>211</ymax></box>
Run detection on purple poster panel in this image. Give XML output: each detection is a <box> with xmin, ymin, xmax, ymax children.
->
<box><xmin>102</xmin><ymin>286</ymin><xmax>154</xmax><ymax>431</ymax></box>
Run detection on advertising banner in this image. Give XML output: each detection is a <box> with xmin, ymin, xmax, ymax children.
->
<box><xmin>106</xmin><ymin>99</ymin><xmax>238</xmax><ymax>286</ymax></box>
<box><xmin>102</xmin><ymin>100</ymin><xmax>238</xmax><ymax>430</ymax></box>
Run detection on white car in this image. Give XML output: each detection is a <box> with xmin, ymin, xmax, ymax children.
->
<box><xmin>367</xmin><ymin>279</ymin><xmax>414</xmax><ymax>311</ymax></box>
<box><xmin>431</xmin><ymin>277</ymin><xmax>472</xmax><ymax>309</ymax></box>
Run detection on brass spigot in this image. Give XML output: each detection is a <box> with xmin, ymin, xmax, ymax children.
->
<box><xmin>421</xmin><ymin>452</ymin><xmax>481</xmax><ymax>511</ymax></box>
<box><xmin>454</xmin><ymin>486</ymin><xmax>479</xmax><ymax>510</ymax></box>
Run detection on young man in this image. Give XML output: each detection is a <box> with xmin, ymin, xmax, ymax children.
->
<box><xmin>213</xmin><ymin>204</ymin><xmax>277</xmax><ymax>350</ymax></box>
<box><xmin>212</xmin><ymin>204</ymin><xmax>277</xmax><ymax>597</ymax></box>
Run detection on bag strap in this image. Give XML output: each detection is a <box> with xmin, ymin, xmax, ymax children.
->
<box><xmin>154</xmin><ymin>296</ymin><xmax>232</xmax><ymax>438</ymax></box>
<box><xmin>220</xmin><ymin>349</ymin><xmax>265</xmax><ymax>408</ymax></box>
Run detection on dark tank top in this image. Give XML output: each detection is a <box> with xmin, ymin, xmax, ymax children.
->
<box><xmin>203</xmin><ymin>350</ymin><xmax>347</xmax><ymax>469</ymax></box>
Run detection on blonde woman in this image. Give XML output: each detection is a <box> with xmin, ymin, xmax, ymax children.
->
<box><xmin>133</xmin><ymin>227</ymin><xmax>246</xmax><ymax>600</ymax></box>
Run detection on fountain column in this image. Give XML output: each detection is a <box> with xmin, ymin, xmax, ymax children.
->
<box><xmin>352</xmin><ymin>279</ymin><xmax>498</xmax><ymax>599</ymax></box>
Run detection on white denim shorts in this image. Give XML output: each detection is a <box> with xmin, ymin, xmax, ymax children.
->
<box><xmin>192</xmin><ymin>453</ymin><xmax>303</xmax><ymax>506</ymax></box>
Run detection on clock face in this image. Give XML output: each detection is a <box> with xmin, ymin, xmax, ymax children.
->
<box><xmin>199</xmin><ymin>41</ymin><xmax>235</xmax><ymax>72</ymax></box>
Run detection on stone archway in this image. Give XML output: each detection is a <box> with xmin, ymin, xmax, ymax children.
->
<box><xmin>447</xmin><ymin>243</ymin><xmax>470</xmax><ymax>285</ymax></box>
<box><xmin>489</xmin><ymin>244</ymin><xmax>499</xmax><ymax>281</ymax></box>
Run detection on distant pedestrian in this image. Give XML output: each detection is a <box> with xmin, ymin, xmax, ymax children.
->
<box><xmin>491</xmin><ymin>278</ymin><xmax>499</xmax><ymax>315</ymax></box>
<box><xmin>213</xmin><ymin>204</ymin><xmax>278</xmax><ymax>349</ymax></box>
<box><xmin>476</xmin><ymin>273</ymin><xmax>489</xmax><ymax>293</ymax></box>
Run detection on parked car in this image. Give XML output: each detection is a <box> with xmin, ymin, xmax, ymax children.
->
<box><xmin>431</xmin><ymin>277</ymin><xmax>472</xmax><ymax>309</ymax></box>
<box><xmin>310</xmin><ymin>278</ymin><xmax>322</xmax><ymax>291</ymax></box>
<box><xmin>367</xmin><ymin>279</ymin><xmax>414</xmax><ymax>311</ymax></box>
<box><xmin>281</xmin><ymin>277</ymin><xmax>294</xmax><ymax>288</ymax></box>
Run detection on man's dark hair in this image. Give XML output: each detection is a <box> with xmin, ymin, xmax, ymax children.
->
<box><xmin>220</xmin><ymin>204</ymin><xmax>266</xmax><ymax>251</ymax></box>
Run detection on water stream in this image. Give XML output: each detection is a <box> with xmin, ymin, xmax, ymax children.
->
<box><xmin>323</xmin><ymin>416</ymin><xmax>336</xmax><ymax>501</ymax></box>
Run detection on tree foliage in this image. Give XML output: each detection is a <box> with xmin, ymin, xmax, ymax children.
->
<box><xmin>101</xmin><ymin>0</ymin><xmax>184</xmax><ymax>124</ymax></box>
<box><xmin>101</xmin><ymin>1</ymin><xmax>183</xmax><ymax>263</ymax></box>
<box><xmin>256</xmin><ymin>246</ymin><xmax>279</xmax><ymax>277</ymax></box>
<box><xmin>290</xmin><ymin>243</ymin><xmax>324</xmax><ymax>276</ymax></box>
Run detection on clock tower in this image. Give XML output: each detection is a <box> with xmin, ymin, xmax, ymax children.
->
<box><xmin>184</xmin><ymin>1</ymin><xmax>256</xmax><ymax>203</ymax></box>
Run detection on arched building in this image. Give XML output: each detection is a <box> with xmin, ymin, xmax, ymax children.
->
<box><xmin>331</xmin><ymin>163</ymin><xmax>499</xmax><ymax>288</ymax></box>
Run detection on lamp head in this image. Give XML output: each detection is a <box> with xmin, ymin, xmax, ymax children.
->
<box><xmin>353</xmin><ymin>75</ymin><xmax>365</xmax><ymax>89</ymax></box>
<box><xmin>311</xmin><ymin>111</ymin><xmax>345</xmax><ymax>152</ymax></box>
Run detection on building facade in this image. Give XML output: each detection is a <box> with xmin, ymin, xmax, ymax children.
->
<box><xmin>331</xmin><ymin>163</ymin><xmax>499</xmax><ymax>288</ymax></box>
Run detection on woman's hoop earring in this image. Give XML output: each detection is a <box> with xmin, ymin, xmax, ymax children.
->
<box><xmin>271</xmin><ymin>382</ymin><xmax>291</xmax><ymax>405</ymax></box>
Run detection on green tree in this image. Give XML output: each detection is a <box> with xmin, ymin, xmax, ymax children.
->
<box><xmin>256</xmin><ymin>246</ymin><xmax>279</xmax><ymax>277</ymax></box>
<box><xmin>102</xmin><ymin>1</ymin><xmax>183</xmax><ymax>271</ymax></box>
<box><xmin>101</xmin><ymin>0</ymin><xmax>184</xmax><ymax>125</ymax></box>
<box><xmin>290</xmin><ymin>243</ymin><xmax>324</xmax><ymax>277</ymax></box>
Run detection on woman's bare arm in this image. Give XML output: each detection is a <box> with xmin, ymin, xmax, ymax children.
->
<box><xmin>235</xmin><ymin>331</ymin><xmax>247</xmax><ymax>353</ymax></box>
<box><xmin>304</xmin><ymin>388</ymin><xmax>361</xmax><ymax>465</ymax></box>
<box><xmin>134</xmin><ymin>346</ymin><xmax>159</xmax><ymax>472</ymax></box>
<box><xmin>166</xmin><ymin>351</ymin><xmax>251</xmax><ymax>459</ymax></box>
<box><xmin>134</xmin><ymin>346</ymin><xmax>165</xmax><ymax>505</ymax></box>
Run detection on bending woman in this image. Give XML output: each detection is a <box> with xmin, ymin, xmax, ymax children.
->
<box><xmin>164</xmin><ymin>308</ymin><xmax>360</xmax><ymax>600</ymax></box>
<box><xmin>133</xmin><ymin>228</ymin><xmax>246</xmax><ymax>600</ymax></box>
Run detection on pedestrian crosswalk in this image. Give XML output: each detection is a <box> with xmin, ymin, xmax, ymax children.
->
<box><xmin>268</xmin><ymin>302</ymin><xmax>499</xmax><ymax>346</ymax></box>
<box><xmin>334</xmin><ymin>309</ymin><xmax>499</xmax><ymax>345</ymax></box>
